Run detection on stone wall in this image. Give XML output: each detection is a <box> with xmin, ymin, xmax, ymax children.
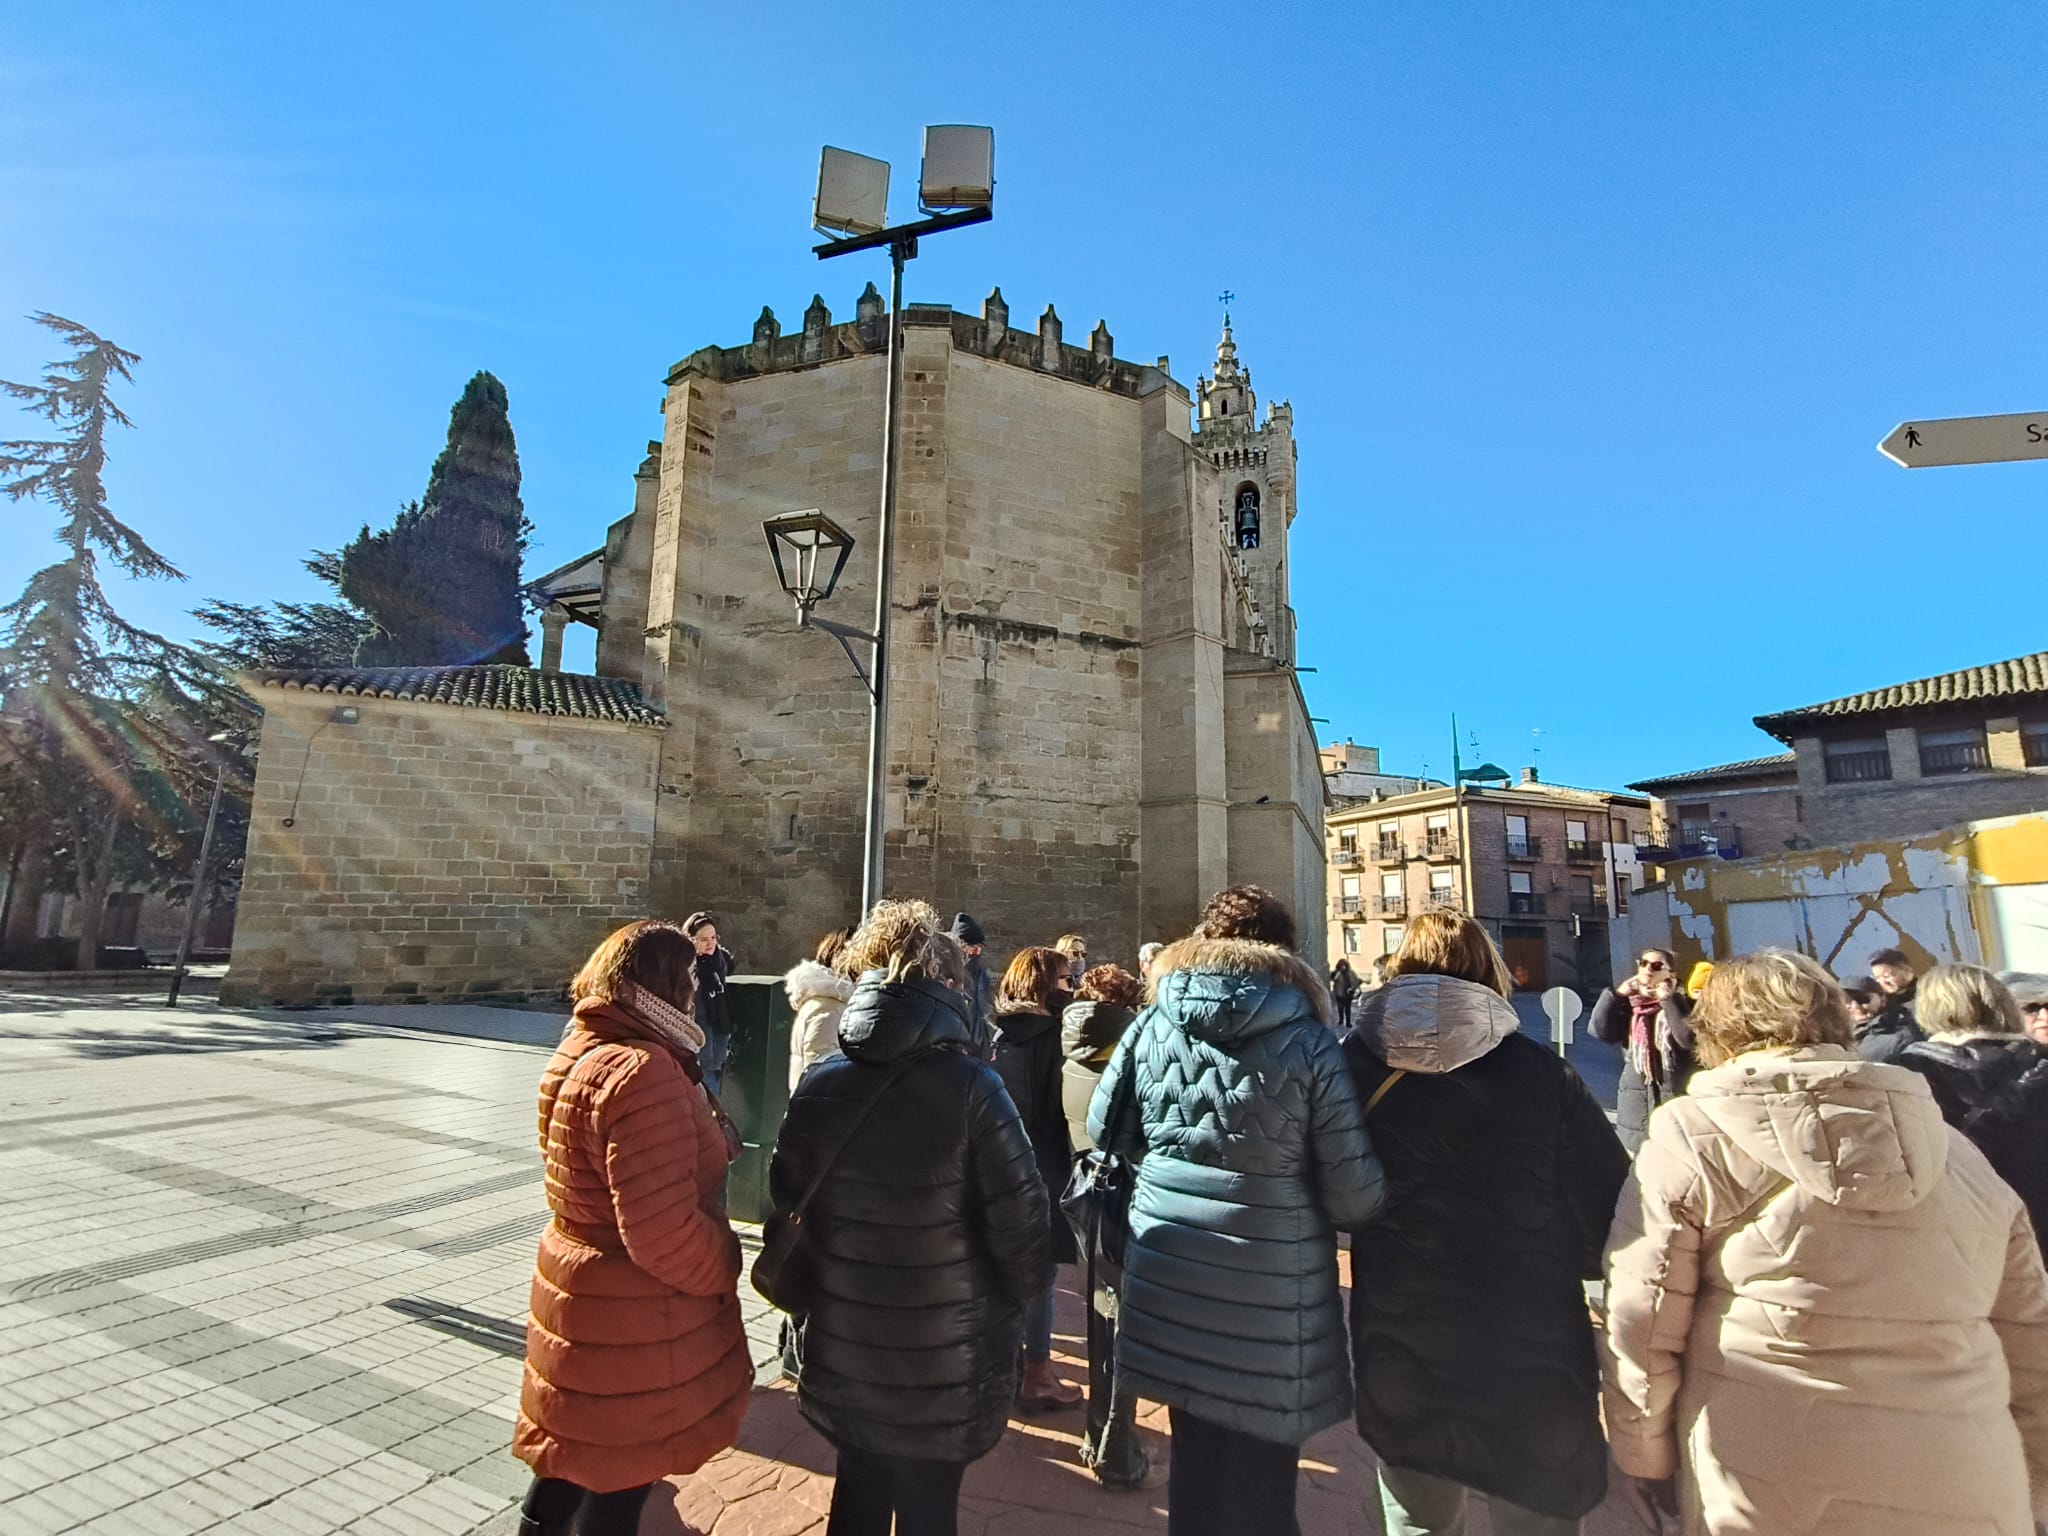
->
<box><xmin>222</xmin><ymin>690</ymin><xmax>662</xmax><ymax>1005</ymax></box>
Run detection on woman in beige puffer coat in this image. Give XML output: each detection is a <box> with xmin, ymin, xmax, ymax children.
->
<box><xmin>1604</xmin><ymin>947</ymin><xmax>2048</xmax><ymax>1536</ymax></box>
<box><xmin>784</xmin><ymin>927</ymin><xmax>854</xmax><ymax>1095</ymax></box>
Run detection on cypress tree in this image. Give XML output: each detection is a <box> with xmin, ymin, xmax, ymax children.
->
<box><xmin>339</xmin><ymin>370</ymin><xmax>532</xmax><ymax>666</ymax></box>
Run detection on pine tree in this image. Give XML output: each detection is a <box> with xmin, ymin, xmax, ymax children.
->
<box><xmin>338</xmin><ymin>370</ymin><xmax>532</xmax><ymax>666</ymax></box>
<box><xmin>193</xmin><ymin>550</ymin><xmax>372</xmax><ymax>671</ymax></box>
<box><xmin>0</xmin><ymin>314</ymin><xmax>194</xmax><ymax>967</ymax></box>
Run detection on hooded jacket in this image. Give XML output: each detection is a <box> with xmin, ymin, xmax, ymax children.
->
<box><xmin>992</xmin><ymin>999</ymin><xmax>1078</xmax><ymax>1265</ymax></box>
<box><xmin>1900</xmin><ymin>1033</ymin><xmax>2048</xmax><ymax>1250</ymax></box>
<box><xmin>514</xmin><ymin>999</ymin><xmax>752</xmax><ymax>1491</ymax></box>
<box><xmin>1344</xmin><ymin>974</ymin><xmax>1628</xmax><ymax>1519</ymax></box>
<box><xmin>1604</xmin><ymin>1046</ymin><xmax>2048</xmax><ymax>1536</ymax></box>
<box><xmin>769</xmin><ymin>971</ymin><xmax>1050</xmax><ymax>1463</ymax></box>
<box><xmin>783</xmin><ymin>959</ymin><xmax>855</xmax><ymax>1094</ymax></box>
<box><xmin>1089</xmin><ymin>936</ymin><xmax>1386</xmax><ymax>1446</ymax></box>
<box><xmin>1061</xmin><ymin>998</ymin><xmax>1137</xmax><ymax>1154</ymax></box>
<box><xmin>1858</xmin><ymin>983</ymin><xmax>1925</xmax><ymax>1064</ymax></box>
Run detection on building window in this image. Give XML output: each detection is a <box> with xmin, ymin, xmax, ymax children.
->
<box><xmin>1378</xmin><ymin>870</ymin><xmax>1404</xmax><ymax>916</ymax></box>
<box><xmin>1343</xmin><ymin>927</ymin><xmax>1361</xmax><ymax>956</ymax></box>
<box><xmin>2025</xmin><ymin>721</ymin><xmax>2048</xmax><ymax>767</ymax></box>
<box><xmin>1338</xmin><ymin>830</ymin><xmax>1357</xmax><ymax>854</ymax></box>
<box><xmin>1824</xmin><ymin>737</ymin><xmax>1892</xmax><ymax>783</ymax></box>
<box><xmin>1234</xmin><ymin>484</ymin><xmax>1260</xmax><ymax>550</ymax></box>
<box><xmin>1425</xmin><ymin>811</ymin><xmax>1455</xmax><ymax>857</ymax></box>
<box><xmin>1376</xmin><ymin>819</ymin><xmax>1402</xmax><ymax>859</ymax></box>
<box><xmin>1382</xmin><ymin>925</ymin><xmax>1405</xmax><ymax>956</ymax></box>
<box><xmin>1339</xmin><ymin>875</ymin><xmax>1361</xmax><ymax>916</ymax></box>
<box><xmin>1610</xmin><ymin>815</ymin><xmax>1629</xmax><ymax>843</ymax></box>
<box><xmin>1507</xmin><ymin>869</ymin><xmax>1540</xmax><ymax>915</ymax></box>
<box><xmin>1919</xmin><ymin>725</ymin><xmax>1990</xmax><ymax>776</ymax></box>
<box><xmin>1570</xmin><ymin>874</ymin><xmax>1598</xmax><ymax>915</ymax></box>
<box><xmin>1565</xmin><ymin>817</ymin><xmax>1595</xmax><ymax>858</ymax></box>
<box><xmin>1616</xmin><ymin>881</ymin><xmax>1630</xmax><ymax>915</ymax></box>
<box><xmin>1505</xmin><ymin>813</ymin><xmax>1535</xmax><ymax>860</ymax></box>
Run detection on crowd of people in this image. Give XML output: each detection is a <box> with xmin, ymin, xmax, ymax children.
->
<box><xmin>506</xmin><ymin>891</ymin><xmax>2048</xmax><ymax>1536</ymax></box>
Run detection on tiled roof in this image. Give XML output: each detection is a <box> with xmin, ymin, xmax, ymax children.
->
<box><xmin>1627</xmin><ymin>753</ymin><xmax>1798</xmax><ymax>793</ymax></box>
<box><xmin>1755</xmin><ymin>651</ymin><xmax>2048</xmax><ymax>740</ymax></box>
<box><xmin>254</xmin><ymin>665</ymin><xmax>666</xmax><ymax>727</ymax></box>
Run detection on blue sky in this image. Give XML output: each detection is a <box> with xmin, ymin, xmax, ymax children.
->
<box><xmin>4</xmin><ymin>2</ymin><xmax>2045</xmax><ymax>792</ymax></box>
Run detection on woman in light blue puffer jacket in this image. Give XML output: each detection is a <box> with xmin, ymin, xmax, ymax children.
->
<box><xmin>1089</xmin><ymin>885</ymin><xmax>1386</xmax><ymax>1536</ymax></box>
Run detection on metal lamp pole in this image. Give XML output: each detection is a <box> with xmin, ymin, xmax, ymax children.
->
<box><xmin>814</xmin><ymin>206</ymin><xmax>990</xmax><ymax>914</ymax></box>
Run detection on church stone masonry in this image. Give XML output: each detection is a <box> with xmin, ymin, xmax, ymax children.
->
<box><xmin>603</xmin><ymin>289</ymin><xmax>1324</xmax><ymax>970</ymax></box>
<box><xmin>223</xmin><ymin>290</ymin><xmax>1327</xmax><ymax>1007</ymax></box>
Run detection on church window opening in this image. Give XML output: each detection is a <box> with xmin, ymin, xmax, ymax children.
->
<box><xmin>1234</xmin><ymin>483</ymin><xmax>1261</xmax><ymax>550</ymax></box>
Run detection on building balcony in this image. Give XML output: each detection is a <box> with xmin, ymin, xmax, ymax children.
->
<box><xmin>1374</xmin><ymin>895</ymin><xmax>1408</xmax><ymax>918</ymax></box>
<box><xmin>1332</xmin><ymin>895</ymin><xmax>1364</xmax><ymax>918</ymax></box>
<box><xmin>1425</xmin><ymin>887</ymin><xmax>1464</xmax><ymax>912</ymax></box>
<box><xmin>1647</xmin><ymin>823</ymin><xmax>1743</xmax><ymax>860</ymax></box>
<box><xmin>1504</xmin><ymin>835</ymin><xmax>1541</xmax><ymax>860</ymax></box>
<box><xmin>1332</xmin><ymin>848</ymin><xmax>1363</xmax><ymax>869</ymax></box>
<box><xmin>1507</xmin><ymin>892</ymin><xmax>1546</xmax><ymax>916</ymax></box>
<box><xmin>1824</xmin><ymin>749</ymin><xmax>1892</xmax><ymax>784</ymax></box>
<box><xmin>1421</xmin><ymin>834</ymin><xmax>1460</xmax><ymax>862</ymax></box>
<box><xmin>1565</xmin><ymin>839</ymin><xmax>1604</xmax><ymax>862</ymax></box>
<box><xmin>1571</xmin><ymin>895</ymin><xmax>1611</xmax><ymax>920</ymax></box>
<box><xmin>1372</xmin><ymin>837</ymin><xmax>1405</xmax><ymax>863</ymax></box>
<box><xmin>1922</xmin><ymin>741</ymin><xmax>1992</xmax><ymax>776</ymax></box>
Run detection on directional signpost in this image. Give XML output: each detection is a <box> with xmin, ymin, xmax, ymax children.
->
<box><xmin>1541</xmin><ymin>985</ymin><xmax>1582</xmax><ymax>1060</ymax></box>
<box><xmin>1879</xmin><ymin>412</ymin><xmax>2048</xmax><ymax>469</ymax></box>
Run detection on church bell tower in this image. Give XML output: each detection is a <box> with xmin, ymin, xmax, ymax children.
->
<box><xmin>1193</xmin><ymin>316</ymin><xmax>1297</xmax><ymax>663</ymax></box>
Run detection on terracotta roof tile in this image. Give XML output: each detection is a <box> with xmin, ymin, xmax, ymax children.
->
<box><xmin>1755</xmin><ymin>651</ymin><xmax>2048</xmax><ymax>740</ymax></box>
<box><xmin>1627</xmin><ymin>753</ymin><xmax>1798</xmax><ymax>792</ymax></box>
<box><xmin>254</xmin><ymin>665</ymin><xmax>665</xmax><ymax>727</ymax></box>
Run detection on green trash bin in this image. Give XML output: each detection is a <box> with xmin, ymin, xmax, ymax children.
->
<box><xmin>720</xmin><ymin>975</ymin><xmax>792</xmax><ymax>1223</ymax></box>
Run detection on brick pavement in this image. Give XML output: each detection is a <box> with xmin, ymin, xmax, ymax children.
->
<box><xmin>0</xmin><ymin>988</ymin><xmax>1639</xmax><ymax>1535</ymax></box>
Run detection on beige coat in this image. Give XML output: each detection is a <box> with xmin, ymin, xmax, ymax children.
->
<box><xmin>1603</xmin><ymin>1045</ymin><xmax>2048</xmax><ymax>1535</ymax></box>
<box><xmin>784</xmin><ymin>959</ymin><xmax>853</xmax><ymax>1094</ymax></box>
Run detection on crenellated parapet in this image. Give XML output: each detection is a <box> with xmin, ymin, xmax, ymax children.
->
<box><xmin>665</xmin><ymin>287</ymin><xmax>1173</xmax><ymax>399</ymax></box>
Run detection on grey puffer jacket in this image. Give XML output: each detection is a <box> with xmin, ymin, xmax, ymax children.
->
<box><xmin>1089</xmin><ymin>936</ymin><xmax>1387</xmax><ymax>1446</ymax></box>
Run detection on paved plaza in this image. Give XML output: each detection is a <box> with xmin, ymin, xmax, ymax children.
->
<box><xmin>0</xmin><ymin>987</ymin><xmax>1636</xmax><ymax>1535</ymax></box>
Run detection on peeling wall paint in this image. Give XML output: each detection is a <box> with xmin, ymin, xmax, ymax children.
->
<box><xmin>1628</xmin><ymin>812</ymin><xmax>2048</xmax><ymax>979</ymax></box>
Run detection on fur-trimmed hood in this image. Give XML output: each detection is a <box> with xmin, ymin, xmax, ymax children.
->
<box><xmin>1152</xmin><ymin>935</ymin><xmax>1332</xmax><ymax>1042</ymax></box>
<box><xmin>783</xmin><ymin>958</ymin><xmax>854</xmax><ymax>1011</ymax></box>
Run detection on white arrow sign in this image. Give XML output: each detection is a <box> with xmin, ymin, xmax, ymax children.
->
<box><xmin>1879</xmin><ymin>412</ymin><xmax>2048</xmax><ymax>469</ymax></box>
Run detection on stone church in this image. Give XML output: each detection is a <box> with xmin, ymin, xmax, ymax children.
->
<box><xmin>223</xmin><ymin>291</ymin><xmax>1324</xmax><ymax>1005</ymax></box>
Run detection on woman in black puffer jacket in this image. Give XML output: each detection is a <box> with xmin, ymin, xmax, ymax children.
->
<box><xmin>991</xmin><ymin>946</ymin><xmax>1084</xmax><ymax>1414</ymax></box>
<box><xmin>769</xmin><ymin>901</ymin><xmax>1049</xmax><ymax>1536</ymax></box>
<box><xmin>1344</xmin><ymin>912</ymin><xmax>1628</xmax><ymax>1533</ymax></box>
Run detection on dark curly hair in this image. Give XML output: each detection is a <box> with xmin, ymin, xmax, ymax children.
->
<box><xmin>1078</xmin><ymin>964</ymin><xmax>1144</xmax><ymax>1008</ymax></box>
<box><xmin>1192</xmin><ymin>885</ymin><xmax>1297</xmax><ymax>952</ymax></box>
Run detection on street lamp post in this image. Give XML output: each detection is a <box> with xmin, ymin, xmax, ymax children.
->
<box><xmin>771</xmin><ymin>126</ymin><xmax>992</xmax><ymax>916</ymax></box>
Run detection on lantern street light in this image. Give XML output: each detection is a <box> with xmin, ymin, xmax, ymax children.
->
<box><xmin>779</xmin><ymin>126</ymin><xmax>993</xmax><ymax>915</ymax></box>
<box><xmin>763</xmin><ymin>509</ymin><xmax>871</xmax><ymax>694</ymax></box>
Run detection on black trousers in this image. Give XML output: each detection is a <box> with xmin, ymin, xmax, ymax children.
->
<box><xmin>1082</xmin><ymin>1269</ymin><xmax>1147</xmax><ymax>1486</ymax></box>
<box><xmin>519</xmin><ymin>1475</ymin><xmax>652</xmax><ymax>1536</ymax></box>
<box><xmin>826</xmin><ymin>1447</ymin><xmax>968</xmax><ymax>1536</ymax></box>
<box><xmin>1166</xmin><ymin>1408</ymin><xmax>1300</xmax><ymax>1536</ymax></box>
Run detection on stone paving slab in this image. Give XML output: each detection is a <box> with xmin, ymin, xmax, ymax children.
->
<box><xmin>0</xmin><ymin>991</ymin><xmax>1640</xmax><ymax>1535</ymax></box>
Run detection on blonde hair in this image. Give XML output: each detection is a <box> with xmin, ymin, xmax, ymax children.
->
<box><xmin>1918</xmin><ymin>963</ymin><xmax>2025</xmax><ymax>1040</ymax></box>
<box><xmin>1054</xmin><ymin>933</ymin><xmax>1087</xmax><ymax>958</ymax></box>
<box><xmin>1691</xmin><ymin>948</ymin><xmax>1852</xmax><ymax>1067</ymax></box>
<box><xmin>1388</xmin><ymin>910</ymin><xmax>1512</xmax><ymax>999</ymax></box>
<box><xmin>842</xmin><ymin>899</ymin><xmax>967</xmax><ymax>991</ymax></box>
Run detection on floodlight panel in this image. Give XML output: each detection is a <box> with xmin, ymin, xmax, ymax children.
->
<box><xmin>920</xmin><ymin>125</ymin><xmax>994</xmax><ymax>211</ymax></box>
<box><xmin>816</xmin><ymin>147</ymin><xmax>889</xmax><ymax>236</ymax></box>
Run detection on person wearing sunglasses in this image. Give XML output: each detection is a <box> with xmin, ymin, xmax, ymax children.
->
<box><xmin>2000</xmin><ymin>971</ymin><xmax>2048</xmax><ymax>1048</ymax></box>
<box><xmin>1589</xmin><ymin>949</ymin><xmax>1696</xmax><ymax>1154</ymax></box>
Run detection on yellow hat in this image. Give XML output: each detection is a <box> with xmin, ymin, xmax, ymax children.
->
<box><xmin>1686</xmin><ymin>960</ymin><xmax>1716</xmax><ymax>997</ymax></box>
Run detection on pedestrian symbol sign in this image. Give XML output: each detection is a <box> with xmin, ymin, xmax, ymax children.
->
<box><xmin>1879</xmin><ymin>412</ymin><xmax>2048</xmax><ymax>469</ymax></box>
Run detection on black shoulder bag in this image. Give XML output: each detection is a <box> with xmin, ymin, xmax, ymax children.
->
<box><xmin>752</xmin><ymin>1049</ymin><xmax>933</xmax><ymax>1314</ymax></box>
<box><xmin>1060</xmin><ymin>1057</ymin><xmax>1140</xmax><ymax>1286</ymax></box>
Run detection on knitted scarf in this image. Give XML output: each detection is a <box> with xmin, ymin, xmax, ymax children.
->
<box><xmin>620</xmin><ymin>982</ymin><xmax>707</xmax><ymax>1060</ymax></box>
<box><xmin>1629</xmin><ymin>990</ymin><xmax>1665</xmax><ymax>1090</ymax></box>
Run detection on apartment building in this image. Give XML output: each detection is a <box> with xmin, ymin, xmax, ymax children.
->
<box><xmin>1627</xmin><ymin>753</ymin><xmax>1804</xmax><ymax>859</ymax></box>
<box><xmin>1326</xmin><ymin>769</ymin><xmax>1653</xmax><ymax>993</ymax></box>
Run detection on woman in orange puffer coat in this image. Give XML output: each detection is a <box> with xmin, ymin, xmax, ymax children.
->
<box><xmin>512</xmin><ymin>920</ymin><xmax>754</xmax><ymax>1536</ymax></box>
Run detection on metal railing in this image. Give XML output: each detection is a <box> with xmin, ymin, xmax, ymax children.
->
<box><xmin>1571</xmin><ymin>895</ymin><xmax>1611</xmax><ymax>919</ymax></box>
<box><xmin>1333</xmin><ymin>895</ymin><xmax>1363</xmax><ymax>917</ymax></box>
<box><xmin>1422</xmin><ymin>833</ymin><xmax>1459</xmax><ymax>861</ymax></box>
<box><xmin>1565</xmin><ymin>839</ymin><xmax>1603</xmax><ymax>861</ymax></box>
<box><xmin>1332</xmin><ymin>848</ymin><xmax>1362</xmax><ymax>868</ymax></box>
<box><xmin>1824</xmin><ymin>749</ymin><xmax>1891</xmax><ymax>783</ymax></box>
<box><xmin>1373</xmin><ymin>837</ymin><xmax>1405</xmax><ymax>862</ymax></box>
<box><xmin>1505</xmin><ymin>835</ymin><xmax>1541</xmax><ymax>859</ymax></box>
<box><xmin>1507</xmin><ymin>892</ymin><xmax>1545</xmax><ymax>916</ymax></box>
<box><xmin>1374</xmin><ymin>894</ymin><xmax>1408</xmax><ymax>917</ymax></box>
<box><xmin>1921</xmin><ymin>739</ymin><xmax>1991</xmax><ymax>775</ymax></box>
<box><xmin>1426</xmin><ymin>887</ymin><xmax>1464</xmax><ymax>912</ymax></box>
